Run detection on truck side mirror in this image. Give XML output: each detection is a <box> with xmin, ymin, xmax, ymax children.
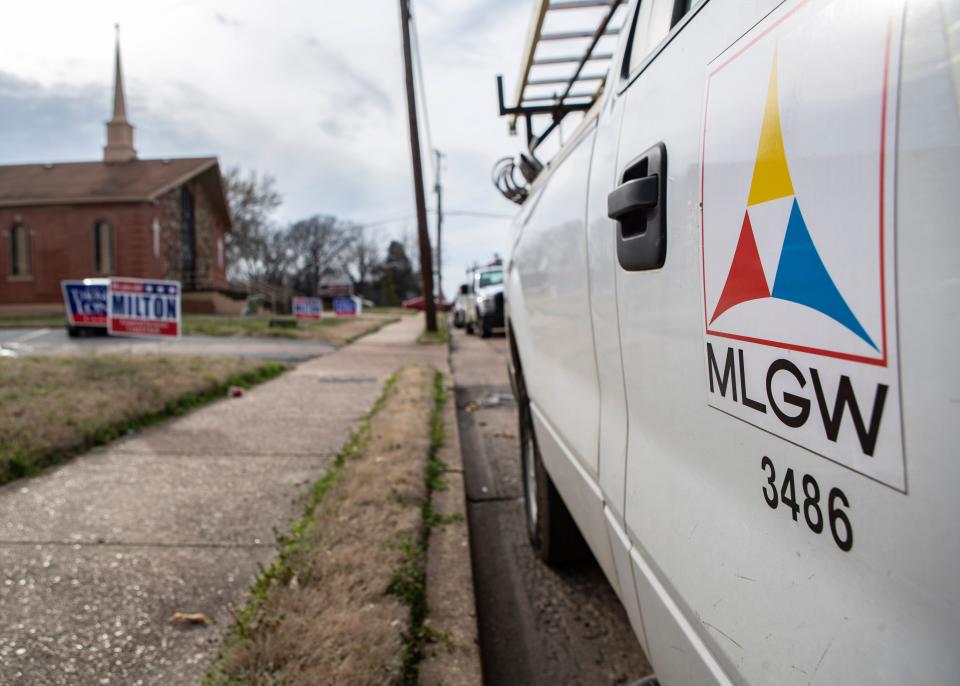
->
<box><xmin>459</xmin><ymin>284</ymin><xmax>469</xmax><ymax>295</ymax></box>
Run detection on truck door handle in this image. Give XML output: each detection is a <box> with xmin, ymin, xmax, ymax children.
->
<box><xmin>608</xmin><ymin>142</ymin><xmax>667</xmax><ymax>271</ymax></box>
<box><xmin>607</xmin><ymin>176</ymin><xmax>658</xmax><ymax>219</ymax></box>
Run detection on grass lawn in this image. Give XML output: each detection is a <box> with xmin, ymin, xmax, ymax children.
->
<box><xmin>365</xmin><ymin>306</ymin><xmax>419</xmax><ymax>317</ymax></box>
<box><xmin>0</xmin><ymin>314</ymin><xmax>66</xmax><ymax>328</ymax></box>
<box><xmin>180</xmin><ymin>314</ymin><xmax>396</xmax><ymax>344</ymax></box>
<box><xmin>0</xmin><ymin>355</ymin><xmax>286</xmax><ymax>485</ymax></box>
<box><xmin>0</xmin><ymin>314</ymin><xmax>398</xmax><ymax>346</ymax></box>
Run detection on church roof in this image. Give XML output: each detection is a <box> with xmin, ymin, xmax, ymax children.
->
<box><xmin>0</xmin><ymin>157</ymin><xmax>232</xmax><ymax>228</ymax></box>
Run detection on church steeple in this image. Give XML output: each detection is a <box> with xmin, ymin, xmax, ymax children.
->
<box><xmin>104</xmin><ymin>25</ymin><xmax>137</xmax><ymax>163</ymax></box>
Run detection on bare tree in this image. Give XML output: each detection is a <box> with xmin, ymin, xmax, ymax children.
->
<box><xmin>260</xmin><ymin>229</ymin><xmax>295</xmax><ymax>289</ymax></box>
<box><xmin>339</xmin><ymin>224</ymin><xmax>381</xmax><ymax>297</ymax></box>
<box><xmin>400</xmin><ymin>227</ymin><xmax>420</xmax><ymax>271</ymax></box>
<box><xmin>223</xmin><ymin>166</ymin><xmax>282</xmax><ymax>281</ymax></box>
<box><xmin>286</xmin><ymin>215</ymin><xmax>353</xmax><ymax>296</ymax></box>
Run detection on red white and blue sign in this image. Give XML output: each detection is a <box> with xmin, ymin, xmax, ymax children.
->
<box><xmin>293</xmin><ymin>297</ymin><xmax>323</xmax><ymax>320</ymax></box>
<box><xmin>333</xmin><ymin>297</ymin><xmax>360</xmax><ymax>318</ymax></box>
<box><xmin>699</xmin><ymin>0</ymin><xmax>904</xmax><ymax>490</ymax></box>
<box><xmin>107</xmin><ymin>278</ymin><xmax>181</xmax><ymax>338</ymax></box>
<box><xmin>61</xmin><ymin>279</ymin><xmax>109</xmax><ymax>327</ymax></box>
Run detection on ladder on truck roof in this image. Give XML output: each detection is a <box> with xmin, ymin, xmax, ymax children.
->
<box><xmin>496</xmin><ymin>0</ymin><xmax>627</xmax><ymax>153</ymax></box>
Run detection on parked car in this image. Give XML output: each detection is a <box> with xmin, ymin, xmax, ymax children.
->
<box><xmin>452</xmin><ymin>284</ymin><xmax>470</xmax><ymax>328</ymax></box>
<box><xmin>504</xmin><ymin>2</ymin><xmax>959</xmax><ymax>685</ymax></box>
<box><xmin>401</xmin><ymin>295</ymin><xmax>452</xmax><ymax>312</ymax></box>
<box><xmin>465</xmin><ymin>266</ymin><xmax>504</xmax><ymax>338</ymax></box>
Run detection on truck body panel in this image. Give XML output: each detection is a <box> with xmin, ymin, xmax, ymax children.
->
<box><xmin>505</xmin><ymin>0</ymin><xmax>960</xmax><ymax>683</ymax></box>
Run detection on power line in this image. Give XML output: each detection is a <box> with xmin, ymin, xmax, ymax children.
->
<box><xmin>358</xmin><ymin>213</ymin><xmax>418</xmax><ymax>229</ymax></box>
<box><xmin>356</xmin><ymin>209</ymin><xmax>513</xmax><ymax>228</ymax></box>
<box><xmin>445</xmin><ymin>210</ymin><xmax>514</xmax><ymax>219</ymax></box>
<box><xmin>434</xmin><ymin>148</ymin><xmax>444</xmax><ymax>300</ymax></box>
<box><xmin>409</xmin><ymin>10</ymin><xmax>434</xmax><ymax>184</ymax></box>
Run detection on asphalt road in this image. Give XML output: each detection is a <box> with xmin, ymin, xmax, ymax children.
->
<box><xmin>450</xmin><ymin>326</ymin><xmax>652</xmax><ymax>685</ymax></box>
<box><xmin>0</xmin><ymin>327</ymin><xmax>335</xmax><ymax>363</ymax></box>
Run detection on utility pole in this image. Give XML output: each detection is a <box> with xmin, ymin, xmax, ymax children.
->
<box><xmin>434</xmin><ymin>148</ymin><xmax>444</xmax><ymax>303</ymax></box>
<box><xmin>398</xmin><ymin>0</ymin><xmax>437</xmax><ymax>332</ymax></box>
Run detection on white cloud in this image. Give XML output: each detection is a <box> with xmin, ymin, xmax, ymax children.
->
<box><xmin>0</xmin><ymin>0</ymin><xmax>533</xmax><ymax>294</ymax></box>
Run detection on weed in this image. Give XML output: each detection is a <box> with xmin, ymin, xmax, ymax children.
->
<box><xmin>390</xmin><ymin>369</ymin><xmax>448</xmax><ymax>686</ymax></box>
<box><xmin>7</xmin><ymin>452</ymin><xmax>38</xmax><ymax>480</ymax></box>
<box><xmin>343</xmin><ymin>317</ymin><xmax>400</xmax><ymax>345</ymax></box>
<box><xmin>416</xmin><ymin>318</ymin><xmax>450</xmax><ymax>346</ymax></box>
<box><xmin>424</xmin><ymin>509</ymin><xmax>464</xmax><ymax>530</ymax></box>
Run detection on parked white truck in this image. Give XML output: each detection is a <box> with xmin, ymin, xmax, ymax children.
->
<box><xmin>502</xmin><ymin>0</ymin><xmax>959</xmax><ymax>684</ymax></box>
<box><xmin>465</xmin><ymin>265</ymin><xmax>505</xmax><ymax>338</ymax></box>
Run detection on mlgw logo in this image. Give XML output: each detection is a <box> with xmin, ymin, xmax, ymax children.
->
<box><xmin>707</xmin><ymin>343</ymin><xmax>887</xmax><ymax>457</ymax></box>
<box><xmin>709</xmin><ymin>52</ymin><xmax>876</xmax><ymax>354</ymax></box>
<box><xmin>700</xmin><ymin>10</ymin><xmax>904</xmax><ymax>490</ymax></box>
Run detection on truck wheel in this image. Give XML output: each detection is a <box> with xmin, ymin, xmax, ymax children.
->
<box><xmin>481</xmin><ymin>320</ymin><xmax>492</xmax><ymax>338</ymax></box>
<box><xmin>66</xmin><ymin>325</ymin><xmax>79</xmax><ymax>338</ymax></box>
<box><xmin>466</xmin><ymin>320</ymin><xmax>474</xmax><ymax>335</ymax></box>
<box><xmin>520</xmin><ymin>402</ymin><xmax>588</xmax><ymax>564</ymax></box>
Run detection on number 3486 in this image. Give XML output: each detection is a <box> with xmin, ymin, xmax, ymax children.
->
<box><xmin>761</xmin><ymin>456</ymin><xmax>853</xmax><ymax>552</ymax></box>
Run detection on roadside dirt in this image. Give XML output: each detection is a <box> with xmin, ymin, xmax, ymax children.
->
<box><xmin>211</xmin><ymin>366</ymin><xmax>433</xmax><ymax>685</ymax></box>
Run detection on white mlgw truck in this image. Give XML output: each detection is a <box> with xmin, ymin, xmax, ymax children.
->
<box><xmin>499</xmin><ymin>0</ymin><xmax>959</xmax><ymax>684</ymax></box>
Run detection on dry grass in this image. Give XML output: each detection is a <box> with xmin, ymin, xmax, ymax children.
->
<box><xmin>0</xmin><ymin>355</ymin><xmax>285</xmax><ymax>484</ymax></box>
<box><xmin>364</xmin><ymin>307</ymin><xmax>419</xmax><ymax>317</ymax></box>
<box><xmin>416</xmin><ymin>316</ymin><xmax>450</xmax><ymax>346</ymax></box>
<box><xmin>181</xmin><ymin>315</ymin><xmax>398</xmax><ymax>345</ymax></box>
<box><xmin>209</xmin><ymin>367</ymin><xmax>435</xmax><ymax>686</ymax></box>
<box><xmin>0</xmin><ymin>314</ymin><xmax>66</xmax><ymax>328</ymax></box>
<box><xmin>0</xmin><ymin>314</ymin><xmax>397</xmax><ymax>346</ymax></box>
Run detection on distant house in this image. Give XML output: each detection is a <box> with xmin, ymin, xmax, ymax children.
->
<box><xmin>0</xmin><ymin>35</ymin><xmax>237</xmax><ymax>315</ymax></box>
<box><xmin>318</xmin><ymin>279</ymin><xmax>354</xmax><ymax>299</ymax></box>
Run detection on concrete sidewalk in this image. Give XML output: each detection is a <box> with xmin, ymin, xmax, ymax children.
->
<box><xmin>0</xmin><ymin>315</ymin><xmax>446</xmax><ymax>685</ymax></box>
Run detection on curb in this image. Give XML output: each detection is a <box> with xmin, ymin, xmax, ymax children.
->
<box><xmin>420</xmin><ymin>368</ymin><xmax>483</xmax><ymax>685</ymax></box>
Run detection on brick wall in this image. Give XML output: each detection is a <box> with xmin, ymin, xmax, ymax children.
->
<box><xmin>0</xmin><ymin>203</ymin><xmax>162</xmax><ymax>305</ymax></box>
<box><xmin>0</xmin><ymin>173</ymin><xmax>230</xmax><ymax>308</ymax></box>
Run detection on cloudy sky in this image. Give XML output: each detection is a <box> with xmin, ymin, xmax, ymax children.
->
<box><xmin>0</xmin><ymin>0</ymin><xmax>544</xmax><ymax>294</ymax></box>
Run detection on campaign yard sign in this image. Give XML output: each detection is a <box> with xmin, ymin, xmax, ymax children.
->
<box><xmin>61</xmin><ymin>279</ymin><xmax>109</xmax><ymax>327</ymax></box>
<box><xmin>293</xmin><ymin>297</ymin><xmax>323</xmax><ymax>320</ymax></box>
<box><xmin>107</xmin><ymin>278</ymin><xmax>181</xmax><ymax>338</ymax></box>
<box><xmin>333</xmin><ymin>296</ymin><xmax>361</xmax><ymax>318</ymax></box>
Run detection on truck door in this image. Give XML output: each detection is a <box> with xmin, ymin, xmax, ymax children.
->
<box><xmin>611</xmin><ymin>0</ymin><xmax>960</xmax><ymax>685</ymax></box>
<box><xmin>511</xmin><ymin>114</ymin><xmax>621</xmax><ymax>580</ymax></box>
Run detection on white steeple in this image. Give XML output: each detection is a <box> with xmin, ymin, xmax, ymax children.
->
<box><xmin>104</xmin><ymin>25</ymin><xmax>137</xmax><ymax>163</ymax></box>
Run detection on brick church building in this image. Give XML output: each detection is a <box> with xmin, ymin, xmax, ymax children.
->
<box><xmin>0</xmin><ymin>36</ymin><xmax>237</xmax><ymax>315</ymax></box>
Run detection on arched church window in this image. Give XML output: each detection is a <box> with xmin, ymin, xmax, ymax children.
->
<box><xmin>94</xmin><ymin>220</ymin><xmax>114</xmax><ymax>275</ymax></box>
<box><xmin>10</xmin><ymin>223</ymin><xmax>31</xmax><ymax>277</ymax></box>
